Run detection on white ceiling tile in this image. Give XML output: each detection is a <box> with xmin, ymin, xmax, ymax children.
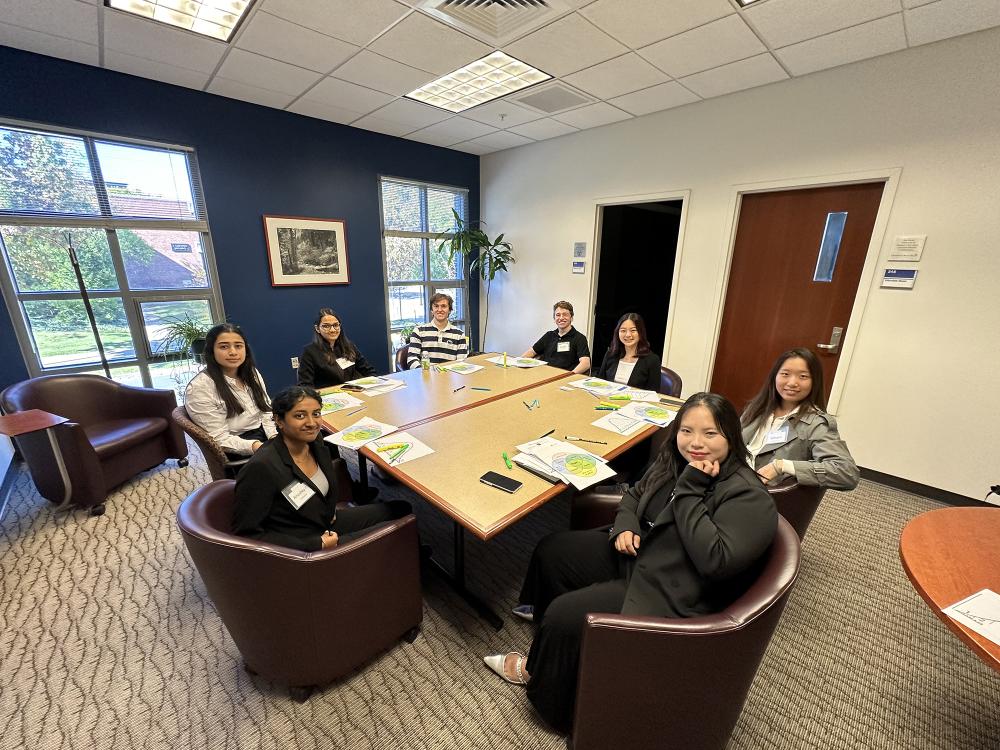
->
<box><xmin>905</xmin><ymin>0</ymin><xmax>1000</xmax><ymax>46</ymax></box>
<box><xmin>776</xmin><ymin>15</ymin><xmax>906</xmax><ymax>77</ymax></box>
<box><xmin>103</xmin><ymin>9</ymin><xmax>226</xmax><ymax>73</ymax></box>
<box><xmin>505</xmin><ymin>13</ymin><xmax>628</xmax><ymax>77</ymax></box>
<box><xmin>104</xmin><ymin>49</ymin><xmax>210</xmax><ymax>90</ymax></box>
<box><xmin>406</xmin><ymin>117</ymin><xmax>498</xmax><ymax>146</ymax></box>
<box><xmin>260</xmin><ymin>0</ymin><xmax>410</xmax><ymax>47</ymax></box>
<box><xmin>507</xmin><ymin>118</ymin><xmax>578</xmax><ymax>140</ymax></box>
<box><xmin>235</xmin><ymin>12</ymin><xmax>359</xmax><ymax>73</ymax></box>
<box><xmin>0</xmin><ymin>0</ymin><xmax>97</xmax><ymax>44</ymax></box>
<box><xmin>366</xmin><ymin>98</ymin><xmax>451</xmax><ymax>128</ymax></box>
<box><xmin>215</xmin><ymin>49</ymin><xmax>322</xmax><ymax>96</ymax></box>
<box><xmin>460</xmin><ymin>100</ymin><xmax>543</xmax><ymax>129</ymax></box>
<box><xmin>580</xmin><ymin>0</ymin><xmax>734</xmax><ymax>49</ymax></box>
<box><xmin>639</xmin><ymin>15</ymin><xmax>766</xmax><ymax>78</ymax></box>
<box><xmin>608</xmin><ymin>81</ymin><xmax>701</xmax><ymax>116</ymax></box>
<box><xmin>553</xmin><ymin>101</ymin><xmax>632</xmax><ymax>129</ymax></box>
<box><xmin>466</xmin><ymin>130</ymin><xmax>534</xmax><ymax>150</ymax></box>
<box><xmin>208</xmin><ymin>77</ymin><xmax>297</xmax><ymax>109</ymax></box>
<box><xmin>286</xmin><ymin>98</ymin><xmax>366</xmax><ymax>125</ymax></box>
<box><xmin>331</xmin><ymin>50</ymin><xmax>434</xmax><ymax>95</ymax></box>
<box><xmin>300</xmin><ymin>77</ymin><xmax>394</xmax><ymax>112</ymax></box>
<box><xmin>0</xmin><ymin>23</ymin><xmax>98</xmax><ymax>66</ymax></box>
<box><xmin>368</xmin><ymin>12</ymin><xmax>492</xmax><ymax>75</ymax></box>
<box><xmin>743</xmin><ymin>0</ymin><xmax>901</xmax><ymax>48</ymax></box>
<box><xmin>349</xmin><ymin>114</ymin><xmax>416</xmax><ymax>137</ymax></box>
<box><xmin>679</xmin><ymin>53</ymin><xmax>788</xmax><ymax>99</ymax></box>
<box><xmin>451</xmin><ymin>140</ymin><xmax>497</xmax><ymax>155</ymax></box>
<box><xmin>564</xmin><ymin>53</ymin><xmax>670</xmax><ymax>100</ymax></box>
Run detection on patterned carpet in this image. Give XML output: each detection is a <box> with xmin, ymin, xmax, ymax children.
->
<box><xmin>1</xmin><ymin>444</ymin><xmax>998</xmax><ymax>750</ymax></box>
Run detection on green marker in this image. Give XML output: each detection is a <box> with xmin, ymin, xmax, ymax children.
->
<box><xmin>502</xmin><ymin>452</ymin><xmax>513</xmax><ymax>470</ymax></box>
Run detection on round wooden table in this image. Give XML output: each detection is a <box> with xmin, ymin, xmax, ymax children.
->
<box><xmin>899</xmin><ymin>506</ymin><xmax>1000</xmax><ymax>673</ymax></box>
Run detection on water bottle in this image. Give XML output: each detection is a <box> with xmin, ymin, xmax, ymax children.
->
<box><xmin>421</xmin><ymin>351</ymin><xmax>430</xmax><ymax>371</ymax></box>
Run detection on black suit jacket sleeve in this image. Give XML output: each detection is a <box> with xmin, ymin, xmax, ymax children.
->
<box><xmin>353</xmin><ymin>351</ymin><xmax>375</xmax><ymax>378</ymax></box>
<box><xmin>296</xmin><ymin>344</ymin><xmax>320</xmax><ymax>387</ymax></box>
<box><xmin>597</xmin><ymin>351</ymin><xmax>661</xmax><ymax>390</ymax></box>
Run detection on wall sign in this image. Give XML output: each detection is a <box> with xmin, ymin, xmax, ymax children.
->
<box><xmin>881</xmin><ymin>268</ymin><xmax>918</xmax><ymax>289</ymax></box>
<box><xmin>888</xmin><ymin>235</ymin><xmax>926</xmax><ymax>262</ymax></box>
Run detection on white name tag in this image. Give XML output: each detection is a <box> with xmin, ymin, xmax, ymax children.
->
<box><xmin>336</xmin><ymin>357</ymin><xmax>355</xmax><ymax>370</ymax></box>
<box><xmin>282</xmin><ymin>481</ymin><xmax>314</xmax><ymax>509</ymax></box>
<box><xmin>557</xmin><ymin>341</ymin><xmax>571</xmax><ymax>353</ymax></box>
<box><xmin>765</xmin><ymin>426</ymin><xmax>789</xmax><ymax>445</ymax></box>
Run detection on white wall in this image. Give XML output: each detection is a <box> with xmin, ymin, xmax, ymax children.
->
<box><xmin>480</xmin><ymin>27</ymin><xmax>1000</xmax><ymax>499</ymax></box>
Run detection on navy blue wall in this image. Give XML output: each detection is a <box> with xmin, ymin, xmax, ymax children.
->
<box><xmin>0</xmin><ymin>46</ymin><xmax>480</xmax><ymax>391</ymax></box>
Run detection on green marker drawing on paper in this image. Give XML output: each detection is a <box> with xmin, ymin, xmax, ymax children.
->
<box><xmin>342</xmin><ymin>426</ymin><xmax>383</xmax><ymax>443</ymax></box>
<box><xmin>554</xmin><ymin>453</ymin><xmax>598</xmax><ymax>478</ymax></box>
<box><xmin>638</xmin><ymin>406</ymin><xmax>670</xmax><ymax>420</ymax></box>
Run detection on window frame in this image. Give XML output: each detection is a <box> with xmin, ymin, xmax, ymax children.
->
<box><xmin>0</xmin><ymin>118</ymin><xmax>225</xmax><ymax>388</ymax></box>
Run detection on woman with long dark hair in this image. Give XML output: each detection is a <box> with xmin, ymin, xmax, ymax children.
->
<box><xmin>593</xmin><ymin>312</ymin><xmax>661</xmax><ymax>390</ymax></box>
<box><xmin>741</xmin><ymin>347</ymin><xmax>859</xmax><ymax>489</ymax></box>
<box><xmin>484</xmin><ymin>392</ymin><xmax>777</xmax><ymax>732</ymax></box>
<box><xmin>233</xmin><ymin>386</ymin><xmax>411</xmax><ymax>552</ymax></box>
<box><xmin>185</xmin><ymin>322</ymin><xmax>276</xmax><ymax>458</ymax></box>
<box><xmin>297</xmin><ymin>308</ymin><xmax>375</xmax><ymax>389</ymax></box>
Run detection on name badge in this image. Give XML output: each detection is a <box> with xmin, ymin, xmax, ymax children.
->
<box><xmin>336</xmin><ymin>357</ymin><xmax>355</xmax><ymax>370</ymax></box>
<box><xmin>282</xmin><ymin>481</ymin><xmax>314</xmax><ymax>510</ymax></box>
<box><xmin>765</xmin><ymin>426</ymin><xmax>789</xmax><ymax>445</ymax></box>
<box><xmin>556</xmin><ymin>341</ymin><xmax>571</xmax><ymax>353</ymax></box>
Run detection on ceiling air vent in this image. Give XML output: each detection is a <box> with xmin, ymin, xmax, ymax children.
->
<box><xmin>421</xmin><ymin>0</ymin><xmax>569</xmax><ymax>46</ymax></box>
<box><xmin>510</xmin><ymin>81</ymin><xmax>595</xmax><ymax>114</ymax></box>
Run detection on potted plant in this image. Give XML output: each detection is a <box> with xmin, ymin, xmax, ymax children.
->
<box><xmin>156</xmin><ymin>314</ymin><xmax>210</xmax><ymax>365</ymax></box>
<box><xmin>435</xmin><ymin>209</ymin><xmax>514</xmax><ymax>350</ymax></box>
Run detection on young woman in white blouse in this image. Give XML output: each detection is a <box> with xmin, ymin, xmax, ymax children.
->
<box><xmin>593</xmin><ymin>313</ymin><xmax>661</xmax><ymax>390</ymax></box>
<box><xmin>185</xmin><ymin>322</ymin><xmax>276</xmax><ymax>460</ymax></box>
<box><xmin>740</xmin><ymin>347</ymin><xmax>859</xmax><ymax>490</ymax></box>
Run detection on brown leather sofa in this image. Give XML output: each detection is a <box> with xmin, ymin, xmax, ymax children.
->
<box><xmin>0</xmin><ymin>374</ymin><xmax>188</xmax><ymax>513</ymax></box>
<box><xmin>176</xmin><ymin>471</ymin><xmax>423</xmax><ymax>701</ymax></box>
<box><xmin>570</xmin><ymin>516</ymin><xmax>800</xmax><ymax>750</ymax></box>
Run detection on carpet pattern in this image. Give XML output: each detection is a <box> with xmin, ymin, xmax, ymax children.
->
<box><xmin>1</xmin><ymin>445</ymin><xmax>998</xmax><ymax>750</ymax></box>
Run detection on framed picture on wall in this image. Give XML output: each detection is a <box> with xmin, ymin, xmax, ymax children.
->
<box><xmin>262</xmin><ymin>215</ymin><xmax>350</xmax><ymax>286</ymax></box>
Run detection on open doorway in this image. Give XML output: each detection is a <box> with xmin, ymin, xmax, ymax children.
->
<box><xmin>592</xmin><ymin>200</ymin><xmax>683</xmax><ymax>369</ymax></box>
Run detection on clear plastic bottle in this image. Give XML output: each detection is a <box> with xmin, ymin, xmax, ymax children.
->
<box><xmin>421</xmin><ymin>351</ymin><xmax>430</xmax><ymax>370</ymax></box>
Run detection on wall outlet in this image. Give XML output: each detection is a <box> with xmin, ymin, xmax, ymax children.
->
<box><xmin>290</xmin><ymin>357</ymin><xmax>299</xmax><ymax>369</ymax></box>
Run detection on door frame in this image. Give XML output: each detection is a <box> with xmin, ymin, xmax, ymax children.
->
<box><xmin>588</xmin><ymin>188</ymin><xmax>691</xmax><ymax>364</ymax></box>
<box><xmin>704</xmin><ymin>168</ymin><xmax>902</xmax><ymax>413</ymax></box>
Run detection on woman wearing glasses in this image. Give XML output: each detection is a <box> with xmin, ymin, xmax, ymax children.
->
<box><xmin>297</xmin><ymin>308</ymin><xmax>376</xmax><ymax>389</ymax></box>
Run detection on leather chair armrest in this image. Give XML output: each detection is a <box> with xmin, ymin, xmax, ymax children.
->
<box><xmin>570</xmin><ymin>486</ymin><xmax>625</xmax><ymax>530</ymax></box>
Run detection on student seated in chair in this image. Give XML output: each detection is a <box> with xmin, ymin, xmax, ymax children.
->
<box><xmin>405</xmin><ymin>292</ymin><xmax>468</xmax><ymax>369</ymax></box>
<box><xmin>521</xmin><ymin>300</ymin><xmax>591</xmax><ymax>374</ymax></box>
<box><xmin>298</xmin><ymin>308</ymin><xmax>376</xmax><ymax>389</ymax></box>
<box><xmin>593</xmin><ymin>312</ymin><xmax>661</xmax><ymax>390</ymax></box>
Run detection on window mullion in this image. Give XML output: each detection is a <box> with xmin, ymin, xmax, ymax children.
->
<box><xmin>105</xmin><ymin>228</ymin><xmax>152</xmax><ymax>386</ymax></box>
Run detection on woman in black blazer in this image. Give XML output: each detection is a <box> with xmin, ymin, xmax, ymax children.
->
<box><xmin>594</xmin><ymin>313</ymin><xmax>661</xmax><ymax>391</ymax></box>
<box><xmin>297</xmin><ymin>308</ymin><xmax>376</xmax><ymax>389</ymax></box>
<box><xmin>233</xmin><ymin>386</ymin><xmax>410</xmax><ymax>552</ymax></box>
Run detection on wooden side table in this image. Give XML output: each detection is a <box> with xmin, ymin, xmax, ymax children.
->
<box><xmin>0</xmin><ymin>408</ymin><xmax>74</xmax><ymax>510</ymax></box>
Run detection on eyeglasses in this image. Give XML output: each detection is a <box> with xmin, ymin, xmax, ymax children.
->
<box><xmin>318</xmin><ymin>323</ymin><xmax>341</xmax><ymax>331</ymax></box>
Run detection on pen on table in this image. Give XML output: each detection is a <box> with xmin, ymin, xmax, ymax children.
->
<box><xmin>471</xmin><ymin>386</ymin><xmax>491</xmax><ymax>391</ymax></box>
<box><xmin>376</xmin><ymin>443</ymin><xmax>407</xmax><ymax>452</ymax></box>
<box><xmin>523</xmin><ymin>400</ymin><xmax>531</xmax><ymax>409</ymax></box>
<box><xmin>537</xmin><ymin>429</ymin><xmax>555</xmax><ymax>439</ymax></box>
<box><xmin>595</xmin><ymin>406</ymin><xmax>617</xmax><ymax>411</ymax></box>
<box><xmin>344</xmin><ymin>406</ymin><xmax>366</xmax><ymax>416</ymax></box>
<box><xmin>502</xmin><ymin>452</ymin><xmax>513</xmax><ymax>469</ymax></box>
<box><xmin>453</xmin><ymin>385</ymin><xmax>465</xmax><ymax>393</ymax></box>
<box><xmin>565</xmin><ymin>435</ymin><xmax>607</xmax><ymax>445</ymax></box>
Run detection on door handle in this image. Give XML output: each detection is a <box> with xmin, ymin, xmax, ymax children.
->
<box><xmin>817</xmin><ymin>326</ymin><xmax>843</xmax><ymax>354</ymax></box>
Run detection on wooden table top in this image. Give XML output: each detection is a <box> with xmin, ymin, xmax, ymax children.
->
<box><xmin>320</xmin><ymin>353</ymin><xmax>570</xmax><ymax>433</ymax></box>
<box><xmin>367</xmin><ymin>377</ymin><xmax>668</xmax><ymax>540</ymax></box>
<box><xmin>899</xmin><ymin>506</ymin><xmax>1000</xmax><ymax>673</ymax></box>
<box><xmin>0</xmin><ymin>408</ymin><xmax>68</xmax><ymax>437</ymax></box>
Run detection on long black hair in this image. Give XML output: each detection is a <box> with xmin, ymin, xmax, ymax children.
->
<box><xmin>636</xmin><ymin>392</ymin><xmax>749</xmax><ymax>493</ymax></box>
<box><xmin>741</xmin><ymin>347</ymin><xmax>826</xmax><ymax>429</ymax></box>
<box><xmin>607</xmin><ymin>312</ymin><xmax>652</xmax><ymax>358</ymax></box>
<box><xmin>203</xmin><ymin>322</ymin><xmax>271</xmax><ymax>418</ymax></box>
<box><xmin>271</xmin><ymin>385</ymin><xmax>322</xmax><ymax>422</ymax></box>
<box><xmin>312</xmin><ymin>308</ymin><xmax>360</xmax><ymax>366</ymax></box>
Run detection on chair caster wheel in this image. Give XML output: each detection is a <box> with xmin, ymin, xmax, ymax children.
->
<box><xmin>89</xmin><ymin>504</ymin><xmax>106</xmax><ymax>517</ymax></box>
<box><xmin>289</xmin><ymin>686</ymin><xmax>313</xmax><ymax>702</ymax></box>
<box><xmin>178</xmin><ymin>458</ymin><xmax>189</xmax><ymax>467</ymax></box>
<box><xmin>402</xmin><ymin>626</ymin><xmax>420</xmax><ymax>644</ymax></box>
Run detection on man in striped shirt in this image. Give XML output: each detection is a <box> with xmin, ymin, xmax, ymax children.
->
<box><xmin>406</xmin><ymin>292</ymin><xmax>468</xmax><ymax>368</ymax></box>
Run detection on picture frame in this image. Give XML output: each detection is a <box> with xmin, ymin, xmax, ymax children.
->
<box><xmin>262</xmin><ymin>214</ymin><xmax>350</xmax><ymax>286</ymax></box>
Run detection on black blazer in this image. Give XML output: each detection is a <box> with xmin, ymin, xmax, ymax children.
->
<box><xmin>610</xmin><ymin>460</ymin><xmax>777</xmax><ymax>618</ymax></box>
<box><xmin>233</xmin><ymin>436</ymin><xmax>339</xmax><ymax>552</ymax></box>
<box><xmin>595</xmin><ymin>350</ymin><xmax>661</xmax><ymax>391</ymax></box>
<box><xmin>297</xmin><ymin>342</ymin><xmax>375</xmax><ymax>389</ymax></box>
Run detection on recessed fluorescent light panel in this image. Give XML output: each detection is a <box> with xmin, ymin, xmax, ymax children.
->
<box><xmin>104</xmin><ymin>0</ymin><xmax>255</xmax><ymax>42</ymax></box>
<box><xmin>405</xmin><ymin>51</ymin><xmax>551</xmax><ymax>113</ymax></box>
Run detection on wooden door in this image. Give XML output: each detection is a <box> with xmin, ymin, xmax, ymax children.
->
<box><xmin>710</xmin><ymin>182</ymin><xmax>884</xmax><ymax>410</ymax></box>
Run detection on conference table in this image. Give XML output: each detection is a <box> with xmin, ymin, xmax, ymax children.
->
<box><xmin>899</xmin><ymin>506</ymin><xmax>1000</xmax><ymax>673</ymax></box>
<box><xmin>320</xmin><ymin>353</ymin><xmax>669</xmax><ymax>628</ymax></box>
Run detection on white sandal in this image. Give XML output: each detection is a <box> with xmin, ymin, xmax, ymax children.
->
<box><xmin>483</xmin><ymin>652</ymin><xmax>528</xmax><ymax>685</ymax></box>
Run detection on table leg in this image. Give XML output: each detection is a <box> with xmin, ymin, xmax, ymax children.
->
<box><xmin>427</xmin><ymin>521</ymin><xmax>503</xmax><ymax>631</ymax></box>
<box><xmin>45</xmin><ymin>427</ymin><xmax>74</xmax><ymax>512</ymax></box>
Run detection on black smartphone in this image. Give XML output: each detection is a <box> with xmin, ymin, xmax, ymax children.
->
<box><xmin>479</xmin><ymin>471</ymin><xmax>523</xmax><ymax>494</ymax></box>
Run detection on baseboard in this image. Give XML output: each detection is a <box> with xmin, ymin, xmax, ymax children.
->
<box><xmin>860</xmin><ymin>467</ymin><xmax>997</xmax><ymax>508</ymax></box>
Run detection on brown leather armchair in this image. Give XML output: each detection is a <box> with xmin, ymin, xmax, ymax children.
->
<box><xmin>176</xmin><ymin>472</ymin><xmax>423</xmax><ymax>701</ymax></box>
<box><xmin>768</xmin><ymin>478</ymin><xmax>827</xmax><ymax>540</ymax></box>
<box><xmin>571</xmin><ymin>516</ymin><xmax>800</xmax><ymax>750</ymax></box>
<box><xmin>0</xmin><ymin>374</ymin><xmax>188</xmax><ymax>513</ymax></box>
<box><xmin>395</xmin><ymin>345</ymin><xmax>409</xmax><ymax>372</ymax></box>
<box><xmin>658</xmin><ymin>366</ymin><xmax>682</xmax><ymax>397</ymax></box>
<box><xmin>171</xmin><ymin>405</ymin><xmax>248</xmax><ymax>481</ymax></box>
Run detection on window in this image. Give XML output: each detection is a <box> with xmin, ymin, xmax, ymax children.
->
<box><xmin>379</xmin><ymin>178</ymin><xmax>469</xmax><ymax>356</ymax></box>
<box><xmin>0</xmin><ymin>122</ymin><xmax>223</xmax><ymax>395</ymax></box>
